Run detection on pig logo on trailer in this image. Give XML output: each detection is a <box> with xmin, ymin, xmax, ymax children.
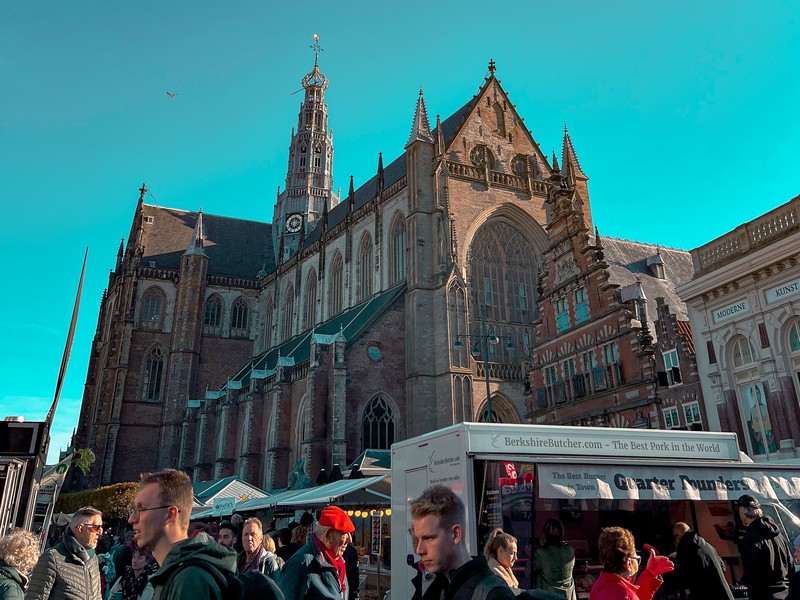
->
<box><xmin>428</xmin><ymin>450</ymin><xmax>436</xmax><ymax>473</ymax></box>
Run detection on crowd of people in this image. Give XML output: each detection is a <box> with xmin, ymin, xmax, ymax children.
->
<box><xmin>1</xmin><ymin>477</ymin><xmax>798</xmax><ymax>600</ymax></box>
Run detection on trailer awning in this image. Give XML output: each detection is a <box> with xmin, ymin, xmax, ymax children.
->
<box><xmin>536</xmin><ymin>464</ymin><xmax>800</xmax><ymax>501</ymax></box>
<box><xmin>275</xmin><ymin>475</ymin><xmax>391</xmax><ymax>507</ymax></box>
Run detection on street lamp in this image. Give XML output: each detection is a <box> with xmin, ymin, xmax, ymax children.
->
<box><xmin>453</xmin><ymin>304</ymin><xmax>515</xmax><ymax>423</ymax></box>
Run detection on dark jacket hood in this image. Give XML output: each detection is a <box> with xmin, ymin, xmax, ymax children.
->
<box><xmin>151</xmin><ymin>533</ymin><xmax>237</xmax><ymax>583</ymax></box>
<box><xmin>748</xmin><ymin>516</ymin><xmax>782</xmax><ymax>540</ymax></box>
<box><xmin>0</xmin><ymin>560</ymin><xmax>24</xmax><ymax>586</ymax></box>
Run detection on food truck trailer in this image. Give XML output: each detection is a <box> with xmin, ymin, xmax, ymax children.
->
<box><xmin>391</xmin><ymin>422</ymin><xmax>800</xmax><ymax>599</ymax></box>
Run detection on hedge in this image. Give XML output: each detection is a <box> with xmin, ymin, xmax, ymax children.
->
<box><xmin>55</xmin><ymin>482</ymin><xmax>139</xmax><ymax>520</ymax></box>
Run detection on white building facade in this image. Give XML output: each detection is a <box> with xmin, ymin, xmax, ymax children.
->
<box><xmin>677</xmin><ymin>195</ymin><xmax>800</xmax><ymax>461</ymax></box>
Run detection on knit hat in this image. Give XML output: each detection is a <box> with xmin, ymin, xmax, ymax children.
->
<box><xmin>735</xmin><ymin>494</ymin><xmax>761</xmax><ymax>509</ymax></box>
<box><xmin>318</xmin><ymin>506</ymin><xmax>355</xmax><ymax>533</ymax></box>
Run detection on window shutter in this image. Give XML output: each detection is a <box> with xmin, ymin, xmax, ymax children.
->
<box><xmin>671</xmin><ymin>366</ymin><xmax>682</xmax><ymax>383</ymax></box>
<box><xmin>536</xmin><ymin>387</ymin><xmax>548</xmax><ymax>409</ymax></box>
<box><xmin>707</xmin><ymin>341</ymin><xmax>717</xmax><ymax>364</ymax></box>
<box><xmin>574</xmin><ymin>375</ymin><xmax>586</xmax><ymax>397</ymax></box>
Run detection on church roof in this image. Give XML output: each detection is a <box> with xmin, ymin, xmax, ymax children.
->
<box><xmin>602</xmin><ymin>238</ymin><xmax>694</xmax><ymax>321</ymax></box>
<box><xmin>139</xmin><ymin>204</ymin><xmax>274</xmax><ymax>279</ymax></box>
<box><xmin>221</xmin><ymin>283</ymin><xmax>406</xmax><ymax>390</ymax></box>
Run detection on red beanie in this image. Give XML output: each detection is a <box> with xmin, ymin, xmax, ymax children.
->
<box><xmin>318</xmin><ymin>506</ymin><xmax>355</xmax><ymax>533</ymax></box>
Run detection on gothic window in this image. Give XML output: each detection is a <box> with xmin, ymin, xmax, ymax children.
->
<box><xmin>304</xmin><ymin>269</ymin><xmax>317</xmax><ymax>331</ymax></box>
<box><xmin>468</xmin><ymin>221</ymin><xmax>539</xmax><ymax>357</ymax></box>
<box><xmin>469</xmin><ymin>145</ymin><xmax>495</xmax><ymax>169</ymax></box>
<box><xmin>361</xmin><ymin>395</ymin><xmax>395</xmax><ymax>451</ymax></box>
<box><xmin>230</xmin><ymin>298</ymin><xmax>249</xmax><ymax>338</ymax></box>
<box><xmin>140</xmin><ymin>287</ymin><xmax>165</xmax><ymax>330</ymax></box>
<box><xmin>263</xmin><ymin>296</ymin><xmax>273</xmax><ymax>352</ymax></box>
<box><xmin>389</xmin><ymin>214</ymin><xmax>406</xmax><ymax>285</ymax></box>
<box><xmin>203</xmin><ymin>294</ymin><xmax>222</xmax><ymax>336</ymax></box>
<box><xmin>357</xmin><ymin>233</ymin><xmax>373</xmax><ymax>303</ymax></box>
<box><xmin>142</xmin><ymin>347</ymin><xmax>164</xmax><ymax>402</ymax></box>
<box><xmin>282</xmin><ymin>284</ymin><xmax>295</xmax><ymax>342</ymax></box>
<box><xmin>299</xmin><ymin>146</ymin><xmax>307</xmax><ymax>171</ymax></box>
<box><xmin>313</xmin><ymin>146</ymin><xmax>322</xmax><ymax>172</ymax></box>
<box><xmin>493</xmin><ymin>103</ymin><xmax>505</xmax><ymax>136</ymax></box>
<box><xmin>511</xmin><ymin>155</ymin><xmax>527</xmax><ymax>176</ymax></box>
<box><xmin>329</xmin><ymin>252</ymin><xmax>343</xmax><ymax>317</ymax></box>
<box><xmin>449</xmin><ymin>282</ymin><xmax>468</xmax><ymax>369</ymax></box>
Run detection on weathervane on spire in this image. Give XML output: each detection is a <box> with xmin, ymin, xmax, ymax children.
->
<box><xmin>311</xmin><ymin>34</ymin><xmax>323</xmax><ymax>65</ymax></box>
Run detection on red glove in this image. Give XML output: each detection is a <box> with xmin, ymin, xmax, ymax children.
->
<box><xmin>644</xmin><ymin>544</ymin><xmax>674</xmax><ymax>577</ymax></box>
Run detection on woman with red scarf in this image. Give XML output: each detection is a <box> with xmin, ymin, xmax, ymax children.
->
<box><xmin>279</xmin><ymin>506</ymin><xmax>356</xmax><ymax>600</ymax></box>
<box><xmin>590</xmin><ymin>528</ymin><xmax>674</xmax><ymax>600</ymax></box>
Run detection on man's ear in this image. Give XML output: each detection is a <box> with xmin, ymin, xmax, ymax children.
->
<box><xmin>452</xmin><ymin>524</ymin><xmax>463</xmax><ymax>545</ymax></box>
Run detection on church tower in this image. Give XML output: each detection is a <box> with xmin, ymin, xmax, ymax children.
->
<box><xmin>272</xmin><ymin>35</ymin><xmax>338</xmax><ymax>262</ymax></box>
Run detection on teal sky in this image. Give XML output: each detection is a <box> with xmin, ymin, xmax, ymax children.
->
<box><xmin>1</xmin><ymin>1</ymin><xmax>799</xmax><ymax>464</ymax></box>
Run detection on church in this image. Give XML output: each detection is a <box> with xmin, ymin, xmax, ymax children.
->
<box><xmin>72</xmin><ymin>48</ymin><xmax>706</xmax><ymax>491</ymax></box>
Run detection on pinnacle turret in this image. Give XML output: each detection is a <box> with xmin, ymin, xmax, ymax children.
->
<box><xmin>184</xmin><ymin>207</ymin><xmax>207</xmax><ymax>257</ymax></box>
<box><xmin>561</xmin><ymin>124</ymin><xmax>587</xmax><ymax>180</ymax></box>
<box><xmin>406</xmin><ymin>87</ymin><xmax>434</xmax><ymax>147</ymax></box>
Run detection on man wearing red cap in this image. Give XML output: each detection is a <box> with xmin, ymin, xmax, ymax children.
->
<box><xmin>280</xmin><ymin>506</ymin><xmax>356</xmax><ymax>600</ymax></box>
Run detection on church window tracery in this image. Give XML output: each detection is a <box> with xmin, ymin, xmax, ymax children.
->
<box><xmin>361</xmin><ymin>395</ymin><xmax>395</xmax><ymax>451</ymax></box>
<box><xmin>282</xmin><ymin>284</ymin><xmax>295</xmax><ymax>342</ymax></box>
<box><xmin>263</xmin><ymin>296</ymin><xmax>273</xmax><ymax>351</ymax></box>
<box><xmin>304</xmin><ymin>269</ymin><xmax>317</xmax><ymax>331</ymax></box>
<box><xmin>357</xmin><ymin>233</ymin><xmax>373</xmax><ymax>302</ymax></box>
<box><xmin>493</xmin><ymin>103</ymin><xmax>505</xmax><ymax>136</ymax></box>
<box><xmin>389</xmin><ymin>215</ymin><xmax>406</xmax><ymax>285</ymax></box>
<box><xmin>142</xmin><ymin>347</ymin><xmax>164</xmax><ymax>402</ymax></box>
<box><xmin>231</xmin><ymin>297</ymin><xmax>249</xmax><ymax>338</ymax></box>
<box><xmin>140</xmin><ymin>287</ymin><xmax>165</xmax><ymax>331</ymax></box>
<box><xmin>203</xmin><ymin>294</ymin><xmax>222</xmax><ymax>336</ymax></box>
<box><xmin>329</xmin><ymin>252</ymin><xmax>343</xmax><ymax>317</ymax></box>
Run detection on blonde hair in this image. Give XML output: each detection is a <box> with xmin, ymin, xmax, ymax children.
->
<box><xmin>410</xmin><ymin>485</ymin><xmax>465</xmax><ymax>530</ymax></box>
<box><xmin>0</xmin><ymin>528</ymin><xmax>40</xmax><ymax>573</ymax></box>
<box><xmin>291</xmin><ymin>525</ymin><xmax>309</xmax><ymax>545</ymax></box>
<box><xmin>243</xmin><ymin>517</ymin><xmax>263</xmax><ymax>533</ymax></box>
<box><xmin>483</xmin><ymin>528</ymin><xmax>517</xmax><ymax>560</ymax></box>
<box><xmin>263</xmin><ymin>533</ymin><xmax>276</xmax><ymax>553</ymax></box>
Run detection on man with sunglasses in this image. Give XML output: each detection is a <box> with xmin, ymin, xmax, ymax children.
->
<box><xmin>128</xmin><ymin>469</ymin><xmax>236</xmax><ymax>600</ymax></box>
<box><xmin>27</xmin><ymin>506</ymin><xmax>103</xmax><ymax>600</ymax></box>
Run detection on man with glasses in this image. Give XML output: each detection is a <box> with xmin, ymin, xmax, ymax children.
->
<box><xmin>26</xmin><ymin>506</ymin><xmax>103</xmax><ymax>600</ymax></box>
<box><xmin>128</xmin><ymin>468</ymin><xmax>236</xmax><ymax>600</ymax></box>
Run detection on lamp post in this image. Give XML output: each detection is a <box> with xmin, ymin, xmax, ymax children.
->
<box><xmin>453</xmin><ymin>304</ymin><xmax>515</xmax><ymax>423</ymax></box>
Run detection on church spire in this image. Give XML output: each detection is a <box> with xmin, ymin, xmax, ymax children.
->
<box><xmin>561</xmin><ymin>124</ymin><xmax>587</xmax><ymax>181</ymax></box>
<box><xmin>376</xmin><ymin>152</ymin><xmax>384</xmax><ymax>196</ymax></box>
<box><xmin>184</xmin><ymin>207</ymin><xmax>207</xmax><ymax>256</ymax></box>
<box><xmin>406</xmin><ymin>86</ymin><xmax>434</xmax><ymax>147</ymax></box>
<box><xmin>347</xmin><ymin>175</ymin><xmax>355</xmax><ymax>212</ymax></box>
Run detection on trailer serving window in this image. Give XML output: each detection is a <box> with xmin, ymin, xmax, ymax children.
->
<box><xmin>471</xmin><ymin>458</ymin><xmax>800</xmax><ymax>597</ymax></box>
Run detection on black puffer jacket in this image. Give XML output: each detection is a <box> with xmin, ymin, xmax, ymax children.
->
<box><xmin>25</xmin><ymin>528</ymin><xmax>101</xmax><ymax>600</ymax></box>
<box><xmin>739</xmin><ymin>516</ymin><xmax>795</xmax><ymax>600</ymax></box>
<box><xmin>674</xmin><ymin>530</ymin><xmax>733</xmax><ymax>600</ymax></box>
<box><xmin>445</xmin><ymin>556</ymin><xmax>516</xmax><ymax>600</ymax></box>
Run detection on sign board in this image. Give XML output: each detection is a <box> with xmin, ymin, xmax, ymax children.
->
<box><xmin>537</xmin><ymin>464</ymin><xmax>800</xmax><ymax>501</ymax></box>
<box><xmin>765</xmin><ymin>278</ymin><xmax>800</xmax><ymax>304</ymax></box>
<box><xmin>712</xmin><ymin>298</ymin><xmax>750</xmax><ymax>323</ymax></box>
<box><xmin>0</xmin><ymin>422</ymin><xmax>45</xmax><ymax>456</ymax></box>
<box><xmin>212</xmin><ymin>497</ymin><xmax>236</xmax><ymax>516</ymax></box>
<box><xmin>465</xmin><ymin>424</ymin><xmax>740</xmax><ymax>461</ymax></box>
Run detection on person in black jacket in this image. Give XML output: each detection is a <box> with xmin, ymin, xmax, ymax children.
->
<box><xmin>788</xmin><ymin>535</ymin><xmax>800</xmax><ymax>600</ymax></box>
<box><xmin>410</xmin><ymin>485</ymin><xmax>515</xmax><ymax>600</ymax></box>
<box><xmin>737</xmin><ymin>494</ymin><xmax>795</xmax><ymax>600</ymax></box>
<box><xmin>342</xmin><ymin>535</ymin><xmax>360</xmax><ymax>600</ymax></box>
<box><xmin>672</xmin><ymin>522</ymin><xmax>733</xmax><ymax>600</ymax></box>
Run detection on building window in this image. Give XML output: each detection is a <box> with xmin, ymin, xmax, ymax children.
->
<box><xmin>683</xmin><ymin>401</ymin><xmax>702</xmax><ymax>428</ymax></box>
<box><xmin>140</xmin><ymin>287</ymin><xmax>165</xmax><ymax>330</ymax></box>
<box><xmin>581</xmin><ymin>350</ymin><xmax>596</xmax><ymax>395</ymax></box>
<box><xmin>449</xmin><ymin>283</ymin><xmax>468</xmax><ymax>369</ymax></box>
<box><xmin>519</xmin><ymin>284</ymin><xmax>527</xmax><ymax>313</ymax></box>
<box><xmin>304</xmin><ymin>270</ymin><xmax>317</xmax><ymax>331</ymax></box>
<box><xmin>789</xmin><ymin>321</ymin><xmax>800</xmax><ymax>353</ymax></box>
<box><xmin>362</xmin><ymin>396</ymin><xmax>395</xmax><ymax>451</ymax></box>
<box><xmin>663</xmin><ymin>349</ymin><xmax>682</xmax><ymax>386</ymax></box>
<box><xmin>731</xmin><ymin>336</ymin><xmax>755</xmax><ymax>368</ymax></box>
<box><xmin>389</xmin><ymin>216</ymin><xmax>407</xmax><ymax>285</ymax></box>
<box><xmin>203</xmin><ymin>295</ymin><xmax>222</xmax><ymax>336</ymax></box>
<box><xmin>737</xmin><ymin>381</ymin><xmax>776</xmax><ymax>455</ymax></box>
<box><xmin>282</xmin><ymin>285</ymin><xmax>295</xmax><ymax>342</ymax></box>
<box><xmin>230</xmin><ymin>298</ymin><xmax>249</xmax><ymax>338</ymax></box>
<box><xmin>329</xmin><ymin>252</ymin><xmax>344</xmax><ymax>317</ymax></box>
<box><xmin>663</xmin><ymin>406</ymin><xmax>680</xmax><ymax>429</ymax></box>
<box><xmin>357</xmin><ymin>233</ymin><xmax>373</xmax><ymax>303</ymax></box>
<box><xmin>484</xmin><ymin>278</ymin><xmax>492</xmax><ymax>307</ymax></box>
<box><xmin>142</xmin><ymin>347</ymin><xmax>164</xmax><ymax>402</ymax></box>
<box><xmin>263</xmin><ymin>297</ymin><xmax>273</xmax><ymax>351</ymax></box>
<box><xmin>493</xmin><ymin>103</ymin><xmax>505</xmax><ymax>136</ymax></box>
<box><xmin>544</xmin><ymin>365</ymin><xmax>557</xmax><ymax>406</ymax></box>
<box><xmin>556</xmin><ymin>297</ymin><xmax>569</xmax><ymax>332</ymax></box>
<box><xmin>562</xmin><ymin>358</ymin><xmax>576</xmax><ymax>402</ymax></box>
<box><xmin>602</xmin><ymin>342</ymin><xmax>619</xmax><ymax>364</ymax></box>
<box><xmin>574</xmin><ymin>287</ymin><xmax>589</xmax><ymax>324</ymax></box>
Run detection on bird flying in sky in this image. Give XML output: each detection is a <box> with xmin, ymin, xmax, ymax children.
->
<box><xmin>166</xmin><ymin>92</ymin><xmax>177</xmax><ymax>98</ymax></box>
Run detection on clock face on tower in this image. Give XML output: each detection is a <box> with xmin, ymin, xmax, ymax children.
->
<box><xmin>286</xmin><ymin>214</ymin><xmax>303</xmax><ymax>233</ymax></box>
